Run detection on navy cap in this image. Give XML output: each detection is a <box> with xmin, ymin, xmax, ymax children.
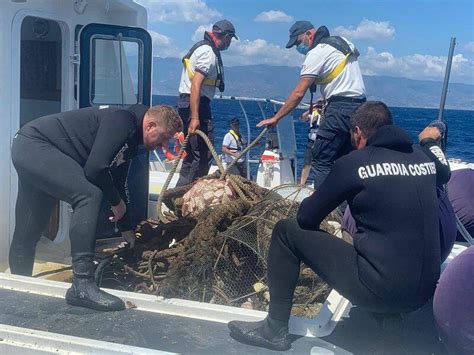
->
<box><xmin>286</xmin><ymin>20</ymin><xmax>314</xmax><ymax>48</ymax></box>
<box><xmin>213</xmin><ymin>19</ymin><xmax>239</xmax><ymax>40</ymax></box>
<box><xmin>230</xmin><ymin>117</ymin><xmax>240</xmax><ymax>125</ymax></box>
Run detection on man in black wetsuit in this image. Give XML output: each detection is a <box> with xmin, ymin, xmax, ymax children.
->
<box><xmin>228</xmin><ymin>101</ymin><xmax>451</xmax><ymax>351</ymax></box>
<box><xmin>10</xmin><ymin>104</ymin><xmax>182</xmax><ymax>311</ymax></box>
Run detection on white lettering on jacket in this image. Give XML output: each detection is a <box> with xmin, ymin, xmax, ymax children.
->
<box><xmin>110</xmin><ymin>143</ymin><xmax>129</xmax><ymax>167</ymax></box>
<box><xmin>429</xmin><ymin>145</ymin><xmax>448</xmax><ymax>166</ymax></box>
<box><xmin>358</xmin><ymin>162</ymin><xmax>436</xmax><ymax>179</ymax></box>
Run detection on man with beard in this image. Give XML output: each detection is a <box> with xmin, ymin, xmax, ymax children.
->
<box><xmin>10</xmin><ymin>104</ymin><xmax>182</xmax><ymax>311</ymax></box>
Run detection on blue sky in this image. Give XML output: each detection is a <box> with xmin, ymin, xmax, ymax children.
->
<box><xmin>136</xmin><ymin>0</ymin><xmax>474</xmax><ymax>84</ymax></box>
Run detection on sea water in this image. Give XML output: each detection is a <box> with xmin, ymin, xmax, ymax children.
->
<box><xmin>153</xmin><ymin>95</ymin><xmax>474</xmax><ymax>179</ymax></box>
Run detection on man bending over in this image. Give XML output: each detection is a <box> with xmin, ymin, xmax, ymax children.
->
<box><xmin>10</xmin><ymin>104</ymin><xmax>182</xmax><ymax>311</ymax></box>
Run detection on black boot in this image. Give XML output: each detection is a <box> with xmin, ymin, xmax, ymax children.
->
<box><xmin>228</xmin><ymin>316</ymin><xmax>291</xmax><ymax>351</ymax></box>
<box><xmin>65</xmin><ymin>254</ymin><xmax>125</xmax><ymax>312</ymax></box>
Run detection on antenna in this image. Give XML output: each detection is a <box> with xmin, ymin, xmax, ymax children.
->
<box><xmin>438</xmin><ymin>37</ymin><xmax>456</xmax><ymax>122</ymax></box>
<box><xmin>437</xmin><ymin>37</ymin><xmax>456</xmax><ymax>152</ymax></box>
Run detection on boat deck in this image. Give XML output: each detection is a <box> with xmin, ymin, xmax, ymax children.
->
<box><xmin>0</xmin><ymin>287</ymin><xmax>447</xmax><ymax>354</ymax></box>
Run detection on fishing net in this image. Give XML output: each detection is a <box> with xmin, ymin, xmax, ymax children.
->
<box><xmin>99</xmin><ymin>174</ymin><xmax>340</xmax><ymax>318</ymax></box>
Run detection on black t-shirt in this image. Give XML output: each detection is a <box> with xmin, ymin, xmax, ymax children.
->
<box><xmin>297</xmin><ymin>125</ymin><xmax>450</xmax><ymax>307</ymax></box>
<box><xmin>18</xmin><ymin>104</ymin><xmax>148</xmax><ymax>207</ymax></box>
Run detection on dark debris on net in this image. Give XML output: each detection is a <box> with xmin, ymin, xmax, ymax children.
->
<box><xmin>99</xmin><ymin>175</ymin><xmax>342</xmax><ymax>318</ymax></box>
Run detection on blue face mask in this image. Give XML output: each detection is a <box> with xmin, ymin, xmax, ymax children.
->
<box><xmin>296</xmin><ymin>43</ymin><xmax>309</xmax><ymax>55</ymax></box>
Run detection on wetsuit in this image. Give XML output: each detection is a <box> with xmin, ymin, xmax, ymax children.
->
<box><xmin>268</xmin><ymin>125</ymin><xmax>451</xmax><ymax>322</ymax></box>
<box><xmin>10</xmin><ymin>104</ymin><xmax>148</xmax><ymax>276</ymax></box>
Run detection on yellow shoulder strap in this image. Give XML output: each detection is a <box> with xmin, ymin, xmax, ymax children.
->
<box><xmin>317</xmin><ymin>52</ymin><xmax>351</xmax><ymax>85</ymax></box>
<box><xmin>183</xmin><ymin>58</ymin><xmax>221</xmax><ymax>87</ymax></box>
<box><xmin>229</xmin><ymin>129</ymin><xmax>240</xmax><ymax>142</ymax></box>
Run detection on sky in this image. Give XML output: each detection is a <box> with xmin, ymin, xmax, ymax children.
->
<box><xmin>136</xmin><ymin>0</ymin><xmax>474</xmax><ymax>84</ymax></box>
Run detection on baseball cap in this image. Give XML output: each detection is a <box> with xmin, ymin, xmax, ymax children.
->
<box><xmin>230</xmin><ymin>117</ymin><xmax>240</xmax><ymax>125</ymax></box>
<box><xmin>213</xmin><ymin>20</ymin><xmax>239</xmax><ymax>40</ymax></box>
<box><xmin>286</xmin><ymin>20</ymin><xmax>314</xmax><ymax>48</ymax></box>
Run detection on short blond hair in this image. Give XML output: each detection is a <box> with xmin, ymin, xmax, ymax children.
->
<box><xmin>147</xmin><ymin>105</ymin><xmax>183</xmax><ymax>132</ymax></box>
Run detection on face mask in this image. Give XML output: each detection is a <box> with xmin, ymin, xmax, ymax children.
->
<box><xmin>296</xmin><ymin>33</ymin><xmax>313</xmax><ymax>55</ymax></box>
<box><xmin>296</xmin><ymin>42</ymin><xmax>309</xmax><ymax>55</ymax></box>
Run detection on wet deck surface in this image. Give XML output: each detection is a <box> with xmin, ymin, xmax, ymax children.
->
<box><xmin>0</xmin><ymin>288</ymin><xmax>447</xmax><ymax>354</ymax></box>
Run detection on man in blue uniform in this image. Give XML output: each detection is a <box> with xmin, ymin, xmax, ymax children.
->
<box><xmin>177</xmin><ymin>20</ymin><xmax>238</xmax><ymax>186</ymax></box>
<box><xmin>258</xmin><ymin>20</ymin><xmax>366</xmax><ymax>189</ymax></box>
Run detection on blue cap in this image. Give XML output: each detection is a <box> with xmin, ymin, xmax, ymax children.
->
<box><xmin>213</xmin><ymin>20</ymin><xmax>239</xmax><ymax>40</ymax></box>
<box><xmin>286</xmin><ymin>20</ymin><xmax>314</xmax><ymax>48</ymax></box>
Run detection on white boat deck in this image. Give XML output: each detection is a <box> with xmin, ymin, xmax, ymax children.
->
<box><xmin>0</xmin><ymin>274</ymin><xmax>447</xmax><ymax>354</ymax></box>
<box><xmin>0</xmin><ymin>244</ymin><xmax>466</xmax><ymax>354</ymax></box>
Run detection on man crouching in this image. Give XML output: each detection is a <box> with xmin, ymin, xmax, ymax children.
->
<box><xmin>228</xmin><ymin>101</ymin><xmax>450</xmax><ymax>350</ymax></box>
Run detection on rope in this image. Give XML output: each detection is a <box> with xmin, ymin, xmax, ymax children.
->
<box><xmin>157</xmin><ymin>128</ymin><xmax>267</xmax><ymax>223</ymax></box>
<box><xmin>157</xmin><ymin>134</ymin><xmax>189</xmax><ymax>223</ymax></box>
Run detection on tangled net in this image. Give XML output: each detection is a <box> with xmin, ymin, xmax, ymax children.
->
<box><xmin>100</xmin><ymin>171</ymin><xmax>341</xmax><ymax>318</ymax></box>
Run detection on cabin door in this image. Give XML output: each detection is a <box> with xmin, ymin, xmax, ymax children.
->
<box><xmin>18</xmin><ymin>16</ymin><xmax>64</xmax><ymax>241</ymax></box>
<box><xmin>77</xmin><ymin>24</ymin><xmax>152</xmax><ymax>238</ymax></box>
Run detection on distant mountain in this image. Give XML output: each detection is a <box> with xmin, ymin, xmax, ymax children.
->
<box><xmin>152</xmin><ymin>57</ymin><xmax>474</xmax><ymax>110</ymax></box>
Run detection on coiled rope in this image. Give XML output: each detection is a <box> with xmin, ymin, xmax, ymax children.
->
<box><xmin>157</xmin><ymin>128</ymin><xmax>268</xmax><ymax>223</ymax></box>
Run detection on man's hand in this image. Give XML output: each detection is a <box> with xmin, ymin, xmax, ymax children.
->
<box><xmin>121</xmin><ymin>230</ymin><xmax>136</xmax><ymax>248</ymax></box>
<box><xmin>188</xmin><ymin>118</ymin><xmax>200</xmax><ymax>135</ymax></box>
<box><xmin>300</xmin><ymin>110</ymin><xmax>310</xmax><ymax>122</ymax></box>
<box><xmin>257</xmin><ymin>77</ymin><xmax>315</xmax><ymax>128</ymax></box>
<box><xmin>110</xmin><ymin>199</ymin><xmax>126</xmax><ymax>222</ymax></box>
<box><xmin>257</xmin><ymin>117</ymin><xmax>278</xmax><ymax>127</ymax></box>
<box><xmin>418</xmin><ymin>127</ymin><xmax>441</xmax><ymax>143</ymax></box>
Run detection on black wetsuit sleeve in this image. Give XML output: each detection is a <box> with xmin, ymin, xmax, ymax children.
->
<box><xmin>419</xmin><ymin>138</ymin><xmax>451</xmax><ymax>185</ymax></box>
<box><xmin>297</xmin><ymin>156</ymin><xmax>362</xmax><ymax>230</ymax></box>
<box><xmin>84</xmin><ymin>111</ymin><xmax>135</xmax><ymax>206</ymax></box>
<box><xmin>112</xmin><ymin>160</ymin><xmax>133</xmax><ymax>232</ymax></box>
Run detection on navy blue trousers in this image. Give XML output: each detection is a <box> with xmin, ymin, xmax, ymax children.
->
<box><xmin>312</xmin><ymin>100</ymin><xmax>364</xmax><ymax>189</ymax></box>
<box><xmin>176</xmin><ymin>96</ymin><xmax>214</xmax><ymax>187</ymax></box>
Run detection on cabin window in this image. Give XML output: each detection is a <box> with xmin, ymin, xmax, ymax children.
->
<box><xmin>91</xmin><ymin>38</ymin><xmax>140</xmax><ymax>105</ymax></box>
<box><xmin>20</xmin><ymin>17</ymin><xmax>62</xmax><ymax>126</ymax></box>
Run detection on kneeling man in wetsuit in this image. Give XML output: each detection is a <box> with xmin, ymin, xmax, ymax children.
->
<box><xmin>10</xmin><ymin>104</ymin><xmax>182</xmax><ymax>311</ymax></box>
<box><xmin>228</xmin><ymin>101</ymin><xmax>451</xmax><ymax>351</ymax></box>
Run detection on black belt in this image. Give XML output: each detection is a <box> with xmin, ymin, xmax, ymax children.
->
<box><xmin>327</xmin><ymin>96</ymin><xmax>366</xmax><ymax>104</ymax></box>
<box><xmin>179</xmin><ymin>93</ymin><xmax>210</xmax><ymax>103</ymax></box>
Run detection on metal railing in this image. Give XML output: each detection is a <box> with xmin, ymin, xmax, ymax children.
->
<box><xmin>151</xmin><ymin>96</ymin><xmax>309</xmax><ymax>182</ymax></box>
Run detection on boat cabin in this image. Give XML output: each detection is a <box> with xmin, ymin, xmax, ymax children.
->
<box><xmin>0</xmin><ymin>0</ymin><xmax>152</xmax><ymax>268</ymax></box>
